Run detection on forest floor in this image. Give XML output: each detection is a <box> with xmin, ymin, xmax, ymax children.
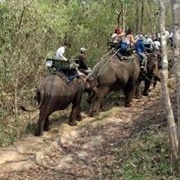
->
<box><xmin>0</xmin><ymin>81</ymin><xmax>178</xmax><ymax>180</ymax></box>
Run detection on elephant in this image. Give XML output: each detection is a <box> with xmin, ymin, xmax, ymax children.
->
<box><xmin>89</xmin><ymin>53</ymin><xmax>140</xmax><ymax>116</ymax></box>
<box><xmin>21</xmin><ymin>73</ymin><xmax>97</xmax><ymax>136</ymax></box>
<box><xmin>135</xmin><ymin>51</ymin><xmax>161</xmax><ymax>97</ymax></box>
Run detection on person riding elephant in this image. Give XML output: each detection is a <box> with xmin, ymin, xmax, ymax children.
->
<box><xmin>135</xmin><ymin>34</ymin><xmax>147</xmax><ymax>72</ymax></box>
<box><xmin>117</xmin><ymin>28</ymin><xmax>136</xmax><ymax>57</ymax></box>
<box><xmin>75</xmin><ymin>48</ymin><xmax>89</xmax><ymax>73</ymax></box>
<box><xmin>88</xmin><ymin>53</ymin><xmax>140</xmax><ymax>116</ymax></box>
<box><xmin>75</xmin><ymin>47</ymin><xmax>93</xmax><ymax>79</ymax></box>
<box><xmin>21</xmin><ymin>73</ymin><xmax>97</xmax><ymax>136</ymax></box>
<box><xmin>55</xmin><ymin>42</ymin><xmax>71</xmax><ymax>61</ymax></box>
<box><xmin>143</xmin><ymin>34</ymin><xmax>154</xmax><ymax>53</ymax></box>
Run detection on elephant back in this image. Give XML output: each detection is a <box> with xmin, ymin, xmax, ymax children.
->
<box><xmin>95</xmin><ymin>54</ymin><xmax>139</xmax><ymax>77</ymax></box>
<box><xmin>93</xmin><ymin>58</ymin><xmax>109</xmax><ymax>75</ymax></box>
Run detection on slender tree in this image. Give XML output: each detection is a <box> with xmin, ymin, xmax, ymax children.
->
<box><xmin>170</xmin><ymin>0</ymin><xmax>180</xmax><ymax>173</ymax></box>
<box><xmin>140</xmin><ymin>0</ymin><xmax>145</xmax><ymax>32</ymax></box>
<box><xmin>158</xmin><ymin>0</ymin><xmax>178</xmax><ymax>160</ymax></box>
<box><xmin>112</xmin><ymin>0</ymin><xmax>126</xmax><ymax>30</ymax></box>
<box><xmin>135</xmin><ymin>0</ymin><xmax>139</xmax><ymax>33</ymax></box>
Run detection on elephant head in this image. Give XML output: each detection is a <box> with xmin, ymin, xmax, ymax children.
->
<box><xmin>147</xmin><ymin>52</ymin><xmax>161</xmax><ymax>81</ymax></box>
<box><xmin>79</xmin><ymin>73</ymin><xmax>98</xmax><ymax>93</ymax></box>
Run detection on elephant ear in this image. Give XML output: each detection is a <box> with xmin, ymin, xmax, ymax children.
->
<box><xmin>86</xmin><ymin>73</ymin><xmax>98</xmax><ymax>88</ymax></box>
<box><xmin>78</xmin><ymin>73</ymin><xmax>97</xmax><ymax>90</ymax></box>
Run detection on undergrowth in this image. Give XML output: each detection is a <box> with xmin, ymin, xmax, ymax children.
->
<box><xmin>119</xmin><ymin>127</ymin><xmax>177</xmax><ymax>179</ymax></box>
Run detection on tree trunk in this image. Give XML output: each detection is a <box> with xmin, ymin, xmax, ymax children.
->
<box><xmin>147</xmin><ymin>0</ymin><xmax>153</xmax><ymax>33</ymax></box>
<box><xmin>170</xmin><ymin>0</ymin><xmax>180</xmax><ymax>173</ymax></box>
<box><xmin>121</xmin><ymin>2</ymin><xmax>126</xmax><ymax>30</ymax></box>
<box><xmin>136</xmin><ymin>0</ymin><xmax>139</xmax><ymax>33</ymax></box>
<box><xmin>158</xmin><ymin>0</ymin><xmax>178</xmax><ymax>160</ymax></box>
<box><xmin>140</xmin><ymin>0</ymin><xmax>145</xmax><ymax>32</ymax></box>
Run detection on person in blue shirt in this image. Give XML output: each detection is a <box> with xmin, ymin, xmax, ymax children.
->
<box><xmin>135</xmin><ymin>34</ymin><xmax>147</xmax><ymax>71</ymax></box>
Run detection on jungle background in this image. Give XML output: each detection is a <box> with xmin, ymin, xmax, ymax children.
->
<box><xmin>0</xmin><ymin>0</ymin><xmax>178</xmax><ymax>179</ymax></box>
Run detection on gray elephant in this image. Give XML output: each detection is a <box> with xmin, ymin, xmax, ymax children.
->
<box><xmin>135</xmin><ymin>52</ymin><xmax>161</xmax><ymax>97</ymax></box>
<box><xmin>21</xmin><ymin>73</ymin><xmax>97</xmax><ymax>136</ymax></box>
<box><xmin>89</xmin><ymin>54</ymin><xmax>140</xmax><ymax>116</ymax></box>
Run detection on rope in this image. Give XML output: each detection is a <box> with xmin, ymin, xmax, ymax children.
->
<box><xmin>141</xmin><ymin>71</ymin><xmax>152</xmax><ymax>82</ymax></box>
<box><xmin>99</xmin><ymin>49</ymin><xmax>114</xmax><ymax>60</ymax></box>
<box><xmin>97</xmin><ymin>48</ymin><xmax>120</xmax><ymax>77</ymax></box>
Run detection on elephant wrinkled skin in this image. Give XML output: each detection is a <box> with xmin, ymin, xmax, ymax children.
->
<box><xmin>89</xmin><ymin>54</ymin><xmax>140</xmax><ymax>116</ymax></box>
<box><xmin>135</xmin><ymin>52</ymin><xmax>161</xmax><ymax>97</ymax></box>
<box><xmin>21</xmin><ymin>74</ymin><xmax>97</xmax><ymax>136</ymax></box>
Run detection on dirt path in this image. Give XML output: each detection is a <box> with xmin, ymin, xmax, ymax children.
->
<box><xmin>0</xmin><ymin>84</ymin><xmax>170</xmax><ymax>179</ymax></box>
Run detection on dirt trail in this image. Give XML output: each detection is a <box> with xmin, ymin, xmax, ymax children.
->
<box><xmin>0</xmin><ymin>84</ymin><xmax>169</xmax><ymax>179</ymax></box>
<box><xmin>0</xmin><ymin>114</ymin><xmax>91</xmax><ymax>176</ymax></box>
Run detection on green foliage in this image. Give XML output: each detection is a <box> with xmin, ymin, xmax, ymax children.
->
<box><xmin>0</xmin><ymin>0</ymin><xmax>173</xmax><ymax>147</ymax></box>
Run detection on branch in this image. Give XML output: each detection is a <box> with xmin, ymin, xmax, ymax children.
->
<box><xmin>111</xmin><ymin>3</ymin><xmax>120</xmax><ymax>15</ymax></box>
<box><xmin>18</xmin><ymin>6</ymin><xmax>26</xmax><ymax>30</ymax></box>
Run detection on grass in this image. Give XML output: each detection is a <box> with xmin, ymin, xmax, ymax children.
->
<box><xmin>120</xmin><ymin>128</ymin><xmax>177</xmax><ymax>180</ymax></box>
<box><xmin>0</xmin><ymin>117</ymin><xmax>23</xmax><ymax>147</ymax></box>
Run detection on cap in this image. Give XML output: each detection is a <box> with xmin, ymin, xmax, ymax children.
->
<box><xmin>80</xmin><ymin>47</ymin><xmax>87</xmax><ymax>52</ymax></box>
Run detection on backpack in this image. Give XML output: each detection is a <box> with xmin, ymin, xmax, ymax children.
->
<box><xmin>119</xmin><ymin>40</ymin><xmax>129</xmax><ymax>50</ymax></box>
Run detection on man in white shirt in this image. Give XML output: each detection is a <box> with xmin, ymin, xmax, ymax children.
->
<box><xmin>55</xmin><ymin>43</ymin><xmax>70</xmax><ymax>61</ymax></box>
<box><xmin>147</xmin><ymin>35</ymin><xmax>154</xmax><ymax>46</ymax></box>
<box><xmin>154</xmin><ymin>40</ymin><xmax>161</xmax><ymax>50</ymax></box>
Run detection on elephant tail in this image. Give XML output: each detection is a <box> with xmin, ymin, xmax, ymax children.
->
<box><xmin>20</xmin><ymin>105</ymin><xmax>39</xmax><ymax>112</ymax></box>
<box><xmin>20</xmin><ymin>87</ymin><xmax>44</xmax><ymax>112</ymax></box>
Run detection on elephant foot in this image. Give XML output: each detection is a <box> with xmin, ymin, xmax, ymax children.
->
<box><xmin>125</xmin><ymin>103</ymin><xmax>132</xmax><ymax>107</ymax></box>
<box><xmin>86</xmin><ymin>97</ymin><xmax>91</xmax><ymax>104</ymax></box>
<box><xmin>77</xmin><ymin>116</ymin><xmax>82</xmax><ymax>121</ymax></box>
<box><xmin>89</xmin><ymin>111</ymin><xmax>100</xmax><ymax>117</ymax></box>
<box><xmin>44</xmin><ymin>126</ymin><xmax>50</xmax><ymax>132</ymax></box>
<box><xmin>68</xmin><ymin>121</ymin><xmax>77</xmax><ymax>126</ymax></box>
<box><xmin>114</xmin><ymin>102</ymin><xmax>120</xmax><ymax>106</ymax></box>
<box><xmin>34</xmin><ymin>129</ymin><xmax>43</xmax><ymax>136</ymax></box>
<box><xmin>143</xmin><ymin>91</ymin><xmax>148</xmax><ymax>96</ymax></box>
<box><xmin>135</xmin><ymin>95</ymin><xmax>142</xmax><ymax>99</ymax></box>
<box><xmin>89</xmin><ymin>112</ymin><xmax>94</xmax><ymax>117</ymax></box>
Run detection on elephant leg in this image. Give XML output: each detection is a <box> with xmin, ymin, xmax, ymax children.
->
<box><xmin>34</xmin><ymin>108</ymin><xmax>48</xmax><ymax>136</ymax></box>
<box><xmin>89</xmin><ymin>87</ymin><xmax>110</xmax><ymax>116</ymax></box>
<box><xmin>76</xmin><ymin>106</ymin><xmax>82</xmax><ymax>121</ymax></box>
<box><xmin>143</xmin><ymin>77</ymin><xmax>152</xmax><ymax>96</ymax></box>
<box><xmin>44</xmin><ymin>118</ymin><xmax>50</xmax><ymax>132</ymax></box>
<box><xmin>69</xmin><ymin>106</ymin><xmax>79</xmax><ymax>126</ymax></box>
<box><xmin>152</xmin><ymin>76</ymin><xmax>160</xmax><ymax>89</ymax></box>
<box><xmin>69</xmin><ymin>93</ymin><xmax>83</xmax><ymax>126</ymax></box>
<box><xmin>86</xmin><ymin>91</ymin><xmax>95</xmax><ymax>104</ymax></box>
<box><xmin>100</xmin><ymin>102</ymin><xmax>104</xmax><ymax>111</ymax></box>
<box><xmin>124</xmin><ymin>82</ymin><xmax>135</xmax><ymax>107</ymax></box>
<box><xmin>135</xmin><ymin>79</ymin><xmax>142</xmax><ymax>99</ymax></box>
<box><xmin>75</xmin><ymin>93</ymin><xmax>83</xmax><ymax>121</ymax></box>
